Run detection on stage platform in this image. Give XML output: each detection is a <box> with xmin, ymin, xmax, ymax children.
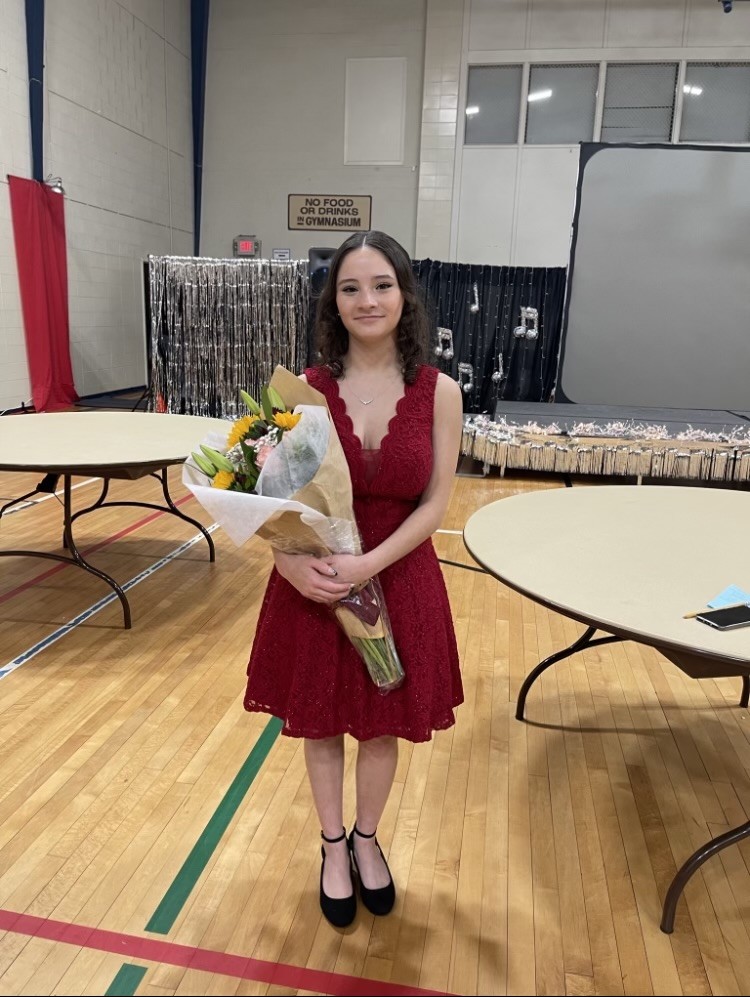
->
<box><xmin>461</xmin><ymin>402</ymin><xmax>750</xmax><ymax>483</ymax></box>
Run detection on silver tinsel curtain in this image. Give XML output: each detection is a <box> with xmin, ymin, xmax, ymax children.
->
<box><xmin>148</xmin><ymin>256</ymin><xmax>309</xmax><ymax>417</ymax></box>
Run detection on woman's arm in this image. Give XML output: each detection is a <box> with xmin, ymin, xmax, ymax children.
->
<box><xmin>327</xmin><ymin>372</ymin><xmax>463</xmax><ymax>586</ymax></box>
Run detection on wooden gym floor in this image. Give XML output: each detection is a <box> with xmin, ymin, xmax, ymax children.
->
<box><xmin>0</xmin><ymin>450</ymin><xmax>749</xmax><ymax>996</ymax></box>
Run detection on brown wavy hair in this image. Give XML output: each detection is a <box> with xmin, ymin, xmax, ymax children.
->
<box><xmin>314</xmin><ymin>230</ymin><xmax>428</xmax><ymax>384</ymax></box>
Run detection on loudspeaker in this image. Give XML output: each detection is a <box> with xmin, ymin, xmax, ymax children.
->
<box><xmin>308</xmin><ymin>247</ymin><xmax>336</xmax><ymax>296</ymax></box>
<box><xmin>307</xmin><ymin>247</ymin><xmax>336</xmax><ymax>363</ymax></box>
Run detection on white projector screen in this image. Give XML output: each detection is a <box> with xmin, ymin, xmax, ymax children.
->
<box><xmin>558</xmin><ymin>144</ymin><xmax>750</xmax><ymax>410</ymax></box>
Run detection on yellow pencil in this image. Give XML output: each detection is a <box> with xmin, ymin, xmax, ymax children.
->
<box><xmin>683</xmin><ymin>600</ymin><xmax>750</xmax><ymax>620</ymax></box>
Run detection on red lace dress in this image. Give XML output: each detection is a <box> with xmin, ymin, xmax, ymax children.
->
<box><xmin>243</xmin><ymin>363</ymin><xmax>463</xmax><ymax>742</ymax></box>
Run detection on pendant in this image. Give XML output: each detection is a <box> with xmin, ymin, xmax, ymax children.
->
<box><xmin>359</xmin><ymin>397</ymin><xmax>374</xmax><ymax>405</ymax></box>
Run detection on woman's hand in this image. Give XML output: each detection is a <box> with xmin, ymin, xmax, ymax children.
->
<box><xmin>273</xmin><ymin>549</ymin><xmax>353</xmax><ymax>604</ymax></box>
<box><xmin>324</xmin><ymin>553</ymin><xmax>374</xmax><ymax>591</ymax></box>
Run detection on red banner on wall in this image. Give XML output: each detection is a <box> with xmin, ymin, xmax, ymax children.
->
<box><xmin>8</xmin><ymin>175</ymin><xmax>78</xmax><ymax>412</ymax></box>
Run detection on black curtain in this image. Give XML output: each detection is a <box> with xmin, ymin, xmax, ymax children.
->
<box><xmin>413</xmin><ymin>260</ymin><xmax>566</xmax><ymax>413</ymax></box>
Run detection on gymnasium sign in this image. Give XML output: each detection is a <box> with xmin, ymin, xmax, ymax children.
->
<box><xmin>288</xmin><ymin>194</ymin><xmax>372</xmax><ymax>231</ymax></box>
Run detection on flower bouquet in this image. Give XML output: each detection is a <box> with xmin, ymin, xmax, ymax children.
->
<box><xmin>182</xmin><ymin>365</ymin><xmax>404</xmax><ymax>693</ymax></box>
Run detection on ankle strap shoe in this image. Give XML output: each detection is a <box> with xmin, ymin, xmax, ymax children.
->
<box><xmin>348</xmin><ymin>824</ymin><xmax>396</xmax><ymax>916</ymax></box>
<box><xmin>319</xmin><ymin>828</ymin><xmax>356</xmax><ymax>928</ymax></box>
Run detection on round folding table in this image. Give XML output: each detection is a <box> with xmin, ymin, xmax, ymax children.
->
<box><xmin>464</xmin><ymin>485</ymin><xmax>750</xmax><ymax>933</ymax></box>
<box><xmin>0</xmin><ymin>411</ymin><xmax>229</xmax><ymax>628</ymax></box>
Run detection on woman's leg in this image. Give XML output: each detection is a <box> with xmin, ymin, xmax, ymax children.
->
<box><xmin>352</xmin><ymin>735</ymin><xmax>398</xmax><ymax>889</ymax></box>
<box><xmin>304</xmin><ymin>736</ymin><xmax>351</xmax><ymax>898</ymax></box>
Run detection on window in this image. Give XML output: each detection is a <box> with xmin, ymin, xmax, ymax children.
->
<box><xmin>460</xmin><ymin>61</ymin><xmax>750</xmax><ymax>150</ymax></box>
<box><xmin>680</xmin><ymin>63</ymin><xmax>750</xmax><ymax>143</ymax></box>
<box><xmin>525</xmin><ymin>64</ymin><xmax>598</xmax><ymax>144</ymax></box>
<box><xmin>465</xmin><ymin>65</ymin><xmax>522</xmax><ymax>145</ymax></box>
<box><xmin>601</xmin><ymin>63</ymin><xmax>677</xmax><ymax>143</ymax></box>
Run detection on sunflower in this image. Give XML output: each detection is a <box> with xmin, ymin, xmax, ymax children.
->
<box><xmin>273</xmin><ymin>411</ymin><xmax>302</xmax><ymax>431</ymax></box>
<box><xmin>211</xmin><ymin>470</ymin><xmax>235</xmax><ymax>490</ymax></box>
<box><xmin>227</xmin><ymin>414</ymin><xmax>258</xmax><ymax>448</ymax></box>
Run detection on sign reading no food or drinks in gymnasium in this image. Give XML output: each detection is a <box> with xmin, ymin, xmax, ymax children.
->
<box><xmin>288</xmin><ymin>194</ymin><xmax>372</xmax><ymax>231</ymax></box>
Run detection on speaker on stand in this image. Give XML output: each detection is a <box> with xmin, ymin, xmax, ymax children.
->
<box><xmin>307</xmin><ymin>247</ymin><xmax>336</xmax><ymax>365</ymax></box>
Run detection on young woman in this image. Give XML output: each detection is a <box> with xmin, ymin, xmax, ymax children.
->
<box><xmin>244</xmin><ymin>230</ymin><xmax>464</xmax><ymax>927</ymax></box>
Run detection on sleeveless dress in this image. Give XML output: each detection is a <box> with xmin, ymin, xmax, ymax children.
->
<box><xmin>243</xmin><ymin>363</ymin><xmax>463</xmax><ymax>742</ymax></box>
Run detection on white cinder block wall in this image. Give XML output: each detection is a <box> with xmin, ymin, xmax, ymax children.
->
<box><xmin>45</xmin><ymin>0</ymin><xmax>194</xmax><ymax>401</ymax></box>
<box><xmin>415</xmin><ymin>0</ymin><xmax>464</xmax><ymax>262</ymax></box>
<box><xmin>0</xmin><ymin>0</ymin><xmax>193</xmax><ymax>410</ymax></box>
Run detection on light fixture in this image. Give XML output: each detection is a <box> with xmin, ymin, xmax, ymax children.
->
<box><xmin>683</xmin><ymin>84</ymin><xmax>703</xmax><ymax>96</ymax></box>
<box><xmin>527</xmin><ymin>88</ymin><xmax>553</xmax><ymax>102</ymax></box>
<box><xmin>465</xmin><ymin>105</ymin><xmax>479</xmax><ymax>116</ymax></box>
<box><xmin>45</xmin><ymin>174</ymin><xmax>64</xmax><ymax>194</ymax></box>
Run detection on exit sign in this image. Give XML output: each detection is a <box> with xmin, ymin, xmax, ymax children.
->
<box><xmin>233</xmin><ymin>235</ymin><xmax>261</xmax><ymax>258</ymax></box>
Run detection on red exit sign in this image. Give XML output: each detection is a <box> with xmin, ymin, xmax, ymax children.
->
<box><xmin>233</xmin><ymin>235</ymin><xmax>261</xmax><ymax>258</ymax></box>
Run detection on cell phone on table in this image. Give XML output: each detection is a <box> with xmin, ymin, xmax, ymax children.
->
<box><xmin>695</xmin><ymin>604</ymin><xmax>750</xmax><ymax>630</ymax></box>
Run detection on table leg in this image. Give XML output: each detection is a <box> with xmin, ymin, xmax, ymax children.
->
<box><xmin>660</xmin><ymin>820</ymin><xmax>750</xmax><ymax>933</ymax></box>
<box><xmin>0</xmin><ymin>475</ymin><xmax>132</xmax><ymax>628</ymax></box>
<box><xmin>515</xmin><ymin>627</ymin><xmax>622</xmax><ymax>721</ymax></box>
<box><xmin>509</xmin><ymin>602</ymin><xmax>750</xmax><ymax>935</ymax></box>
<box><xmin>158</xmin><ymin>468</ymin><xmax>215</xmax><ymax>560</ymax></box>
<box><xmin>70</xmin><ymin>468</ymin><xmax>215</xmax><ymax>563</ymax></box>
<box><xmin>62</xmin><ymin>476</ymin><xmax>132</xmax><ymax>628</ymax></box>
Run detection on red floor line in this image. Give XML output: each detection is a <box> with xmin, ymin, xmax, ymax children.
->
<box><xmin>0</xmin><ymin>496</ymin><xmax>193</xmax><ymax>606</ymax></box>
<box><xmin>0</xmin><ymin>909</ymin><xmax>451</xmax><ymax>996</ymax></box>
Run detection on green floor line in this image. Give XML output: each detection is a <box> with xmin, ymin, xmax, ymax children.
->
<box><xmin>145</xmin><ymin>715</ymin><xmax>282</xmax><ymax>934</ymax></box>
<box><xmin>104</xmin><ymin>963</ymin><xmax>147</xmax><ymax>996</ymax></box>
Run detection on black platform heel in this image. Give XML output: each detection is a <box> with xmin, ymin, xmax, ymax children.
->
<box><xmin>319</xmin><ymin>828</ymin><xmax>356</xmax><ymax>927</ymax></box>
<box><xmin>348</xmin><ymin>824</ymin><xmax>396</xmax><ymax>916</ymax></box>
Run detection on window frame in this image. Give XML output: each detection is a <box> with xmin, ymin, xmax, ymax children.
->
<box><xmin>460</xmin><ymin>58</ymin><xmax>750</xmax><ymax>150</ymax></box>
